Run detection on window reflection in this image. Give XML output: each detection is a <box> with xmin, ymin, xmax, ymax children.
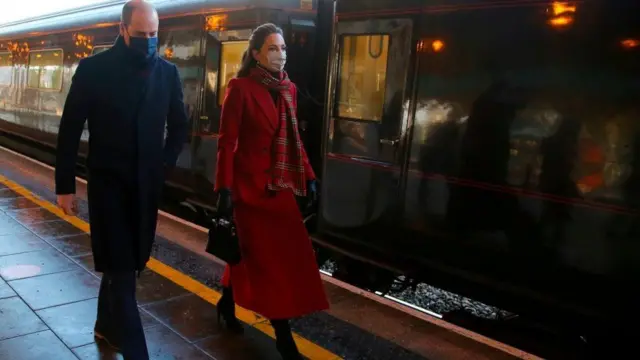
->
<box><xmin>0</xmin><ymin>52</ymin><xmax>12</xmax><ymax>86</ymax></box>
<box><xmin>159</xmin><ymin>38</ymin><xmax>202</xmax><ymax>81</ymax></box>
<box><xmin>337</xmin><ymin>34</ymin><xmax>389</xmax><ymax>121</ymax></box>
<box><xmin>159</xmin><ymin>30</ymin><xmax>203</xmax><ymax>122</ymax></box>
<box><xmin>218</xmin><ymin>41</ymin><xmax>247</xmax><ymax>105</ymax></box>
<box><xmin>27</xmin><ymin>50</ymin><xmax>63</xmax><ymax>90</ymax></box>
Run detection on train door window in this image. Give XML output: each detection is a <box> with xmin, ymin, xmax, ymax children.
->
<box><xmin>326</xmin><ymin>19</ymin><xmax>411</xmax><ymax>164</ymax></box>
<box><xmin>194</xmin><ymin>29</ymin><xmax>251</xmax><ymax>188</ymax></box>
<box><xmin>217</xmin><ymin>41</ymin><xmax>248</xmax><ymax>105</ymax></box>
<box><xmin>337</xmin><ymin>35</ymin><xmax>390</xmax><ymax>121</ymax></box>
<box><xmin>91</xmin><ymin>45</ymin><xmax>110</xmax><ymax>55</ymax></box>
<box><xmin>27</xmin><ymin>49</ymin><xmax>63</xmax><ymax>90</ymax></box>
<box><xmin>0</xmin><ymin>52</ymin><xmax>12</xmax><ymax>86</ymax></box>
<box><xmin>200</xmin><ymin>28</ymin><xmax>252</xmax><ymax>134</ymax></box>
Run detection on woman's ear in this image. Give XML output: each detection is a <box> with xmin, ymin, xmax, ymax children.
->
<box><xmin>251</xmin><ymin>49</ymin><xmax>259</xmax><ymax>61</ymax></box>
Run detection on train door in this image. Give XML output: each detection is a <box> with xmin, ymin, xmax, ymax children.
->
<box><xmin>191</xmin><ymin>29</ymin><xmax>252</xmax><ymax>201</ymax></box>
<box><xmin>319</xmin><ymin>18</ymin><xmax>413</xmax><ymax>242</ymax></box>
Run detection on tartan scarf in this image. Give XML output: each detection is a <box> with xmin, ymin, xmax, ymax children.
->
<box><xmin>249</xmin><ymin>65</ymin><xmax>307</xmax><ymax>196</ymax></box>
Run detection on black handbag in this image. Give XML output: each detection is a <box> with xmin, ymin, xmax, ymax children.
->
<box><xmin>205</xmin><ymin>216</ymin><xmax>241</xmax><ymax>266</ymax></box>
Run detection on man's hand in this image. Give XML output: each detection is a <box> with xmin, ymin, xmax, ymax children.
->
<box><xmin>57</xmin><ymin>194</ymin><xmax>78</xmax><ymax>216</ymax></box>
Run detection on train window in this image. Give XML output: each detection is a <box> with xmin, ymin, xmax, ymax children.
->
<box><xmin>27</xmin><ymin>49</ymin><xmax>63</xmax><ymax>90</ymax></box>
<box><xmin>0</xmin><ymin>52</ymin><xmax>12</xmax><ymax>86</ymax></box>
<box><xmin>337</xmin><ymin>35</ymin><xmax>390</xmax><ymax>121</ymax></box>
<box><xmin>218</xmin><ymin>41</ymin><xmax>248</xmax><ymax>105</ymax></box>
<box><xmin>91</xmin><ymin>45</ymin><xmax>110</xmax><ymax>56</ymax></box>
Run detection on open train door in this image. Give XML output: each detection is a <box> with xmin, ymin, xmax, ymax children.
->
<box><xmin>192</xmin><ymin>28</ymin><xmax>253</xmax><ymax>200</ymax></box>
<box><xmin>318</xmin><ymin>17</ymin><xmax>414</xmax><ymax>244</ymax></box>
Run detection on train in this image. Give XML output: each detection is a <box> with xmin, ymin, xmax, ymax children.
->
<box><xmin>1</xmin><ymin>0</ymin><xmax>638</xmax><ymax>349</ymax></box>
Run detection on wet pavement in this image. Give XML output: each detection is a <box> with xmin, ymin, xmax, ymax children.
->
<box><xmin>0</xmin><ymin>183</ymin><xmax>312</xmax><ymax>360</ymax></box>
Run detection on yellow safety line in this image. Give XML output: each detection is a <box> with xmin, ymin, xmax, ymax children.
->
<box><xmin>0</xmin><ymin>175</ymin><xmax>340</xmax><ymax>360</ymax></box>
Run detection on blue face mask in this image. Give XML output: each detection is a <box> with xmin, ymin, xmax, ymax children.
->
<box><xmin>129</xmin><ymin>36</ymin><xmax>158</xmax><ymax>58</ymax></box>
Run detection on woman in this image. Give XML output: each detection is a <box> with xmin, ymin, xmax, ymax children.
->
<box><xmin>213</xmin><ymin>23</ymin><xmax>329</xmax><ymax>359</ymax></box>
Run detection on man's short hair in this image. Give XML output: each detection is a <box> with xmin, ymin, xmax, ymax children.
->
<box><xmin>121</xmin><ymin>1</ymin><xmax>156</xmax><ymax>25</ymax></box>
<box><xmin>121</xmin><ymin>2</ymin><xmax>135</xmax><ymax>26</ymax></box>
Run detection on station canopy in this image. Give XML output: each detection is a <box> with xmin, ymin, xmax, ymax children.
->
<box><xmin>0</xmin><ymin>1</ymin><xmax>125</xmax><ymax>26</ymax></box>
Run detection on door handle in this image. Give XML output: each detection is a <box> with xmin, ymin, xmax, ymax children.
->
<box><xmin>380</xmin><ymin>138</ymin><xmax>399</xmax><ymax>146</ymax></box>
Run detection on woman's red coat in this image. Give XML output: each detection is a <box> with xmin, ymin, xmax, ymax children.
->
<box><xmin>214</xmin><ymin>77</ymin><xmax>329</xmax><ymax>320</ymax></box>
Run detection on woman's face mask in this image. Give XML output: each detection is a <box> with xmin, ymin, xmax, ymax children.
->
<box><xmin>266</xmin><ymin>50</ymin><xmax>286</xmax><ymax>72</ymax></box>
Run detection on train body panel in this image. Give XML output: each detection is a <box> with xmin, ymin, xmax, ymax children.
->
<box><xmin>320</xmin><ymin>0</ymin><xmax>640</xmax><ymax>330</ymax></box>
<box><xmin>1</xmin><ymin>0</ymin><xmax>639</xmax><ymax>335</ymax></box>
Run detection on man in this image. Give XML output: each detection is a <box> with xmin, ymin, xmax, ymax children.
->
<box><xmin>54</xmin><ymin>1</ymin><xmax>188</xmax><ymax>358</ymax></box>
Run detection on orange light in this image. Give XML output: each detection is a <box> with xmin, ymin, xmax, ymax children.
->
<box><xmin>551</xmin><ymin>1</ymin><xmax>576</xmax><ymax>16</ymax></box>
<box><xmin>95</xmin><ymin>22</ymin><xmax>115</xmax><ymax>28</ymax></box>
<box><xmin>205</xmin><ymin>14</ymin><xmax>228</xmax><ymax>31</ymax></box>
<box><xmin>548</xmin><ymin>1</ymin><xmax>576</xmax><ymax>28</ymax></box>
<box><xmin>621</xmin><ymin>38</ymin><xmax>639</xmax><ymax>49</ymax></box>
<box><xmin>163</xmin><ymin>47</ymin><xmax>174</xmax><ymax>59</ymax></box>
<box><xmin>417</xmin><ymin>39</ymin><xmax>445</xmax><ymax>53</ymax></box>
<box><xmin>549</xmin><ymin>16</ymin><xmax>573</xmax><ymax>27</ymax></box>
<box><xmin>431</xmin><ymin>39</ymin><xmax>445</xmax><ymax>52</ymax></box>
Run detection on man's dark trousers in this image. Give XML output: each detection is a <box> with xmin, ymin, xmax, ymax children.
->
<box><xmin>97</xmin><ymin>272</ymin><xmax>149</xmax><ymax>359</ymax></box>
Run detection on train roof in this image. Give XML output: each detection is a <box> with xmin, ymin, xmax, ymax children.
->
<box><xmin>0</xmin><ymin>0</ymin><xmax>309</xmax><ymax>40</ymax></box>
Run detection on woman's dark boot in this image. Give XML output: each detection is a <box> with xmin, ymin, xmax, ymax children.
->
<box><xmin>271</xmin><ymin>319</ymin><xmax>303</xmax><ymax>360</ymax></box>
<box><xmin>216</xmin><ymin>286</ymin><xmax>244</xmax><ymax>334</ymax></box>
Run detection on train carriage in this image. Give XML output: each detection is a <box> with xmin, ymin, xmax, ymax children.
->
<box><xmin>1</xmin><ymin>0</ymin><xmax>639</xmax><ymax>347</ymax></box>
<box><xmin>320</xmin><ymin>0</ymin><xmax>640</xmax><ymax>339</ymax></box>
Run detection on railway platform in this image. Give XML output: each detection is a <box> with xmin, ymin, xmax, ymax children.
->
<box><xmin>0</xmin><ymin>145</ymin><xmax>535</xmax><ymax>360</ymax></box>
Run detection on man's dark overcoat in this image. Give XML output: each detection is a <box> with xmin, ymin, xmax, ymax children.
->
<box><xmin>55</xmin><ymin>36</ymin><xmax>188</xmax><ymax>272</ymax></box>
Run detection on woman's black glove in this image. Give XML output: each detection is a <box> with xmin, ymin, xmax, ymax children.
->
<box><xmin>216</xmin><ymin>188</ymin><xmax>233</xmax><ymax>217</ymax></box>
